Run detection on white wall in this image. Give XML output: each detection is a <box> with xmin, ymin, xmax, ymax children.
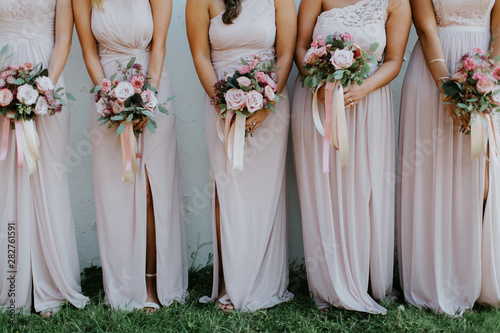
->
<box><xmin>65</xmin><ymin>1</ymin><xmax>418</xmax><ymax>271</ymax></box>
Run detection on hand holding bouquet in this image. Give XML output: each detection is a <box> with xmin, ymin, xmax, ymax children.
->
<box><xmin>91</xmin><ymin>57</ymin><xmax>173</xmax><ymax>183</ymax></box>
<box><xmin>211</xmin><ymin>55</ymin><xmax>285</xmax><ymax>170</ymax></box>
<box><xmin>0</xmin><ymin>45</ymin><xmax>74</xmax><ymax>175</ymax></box>
<box><xmin>441</xmin><ymin>48</ymin><xmax>500</xmax><ymax>160</ymax></box>
<box><xmin>301</xmin><ymin>33</ymin><xmax>379</xmax><ymax>171</ymax></box>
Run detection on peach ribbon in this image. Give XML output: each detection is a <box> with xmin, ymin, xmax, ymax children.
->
<box><xmin>470</xmin><ymin>112</ymin><xmax>500</xmax><ymax>161</ymax></box>
<box><xmin>0</xmin><ymin>113</ymin><xmax>40</xmax><ymax>175</ymax></box>
<box><xmin>119</xmin><ymin>123</ymin><xmax>139</xmax><ymax>183</ymax></box>
<box><xmin>312</xmin><ymin>80</ymin><xmax>349</xmax><ymax>173</ymax></box>
<box><xmin>216</xmin><ymin>111</ymin><xmax>246</xmax><ymax>171</ymax></box>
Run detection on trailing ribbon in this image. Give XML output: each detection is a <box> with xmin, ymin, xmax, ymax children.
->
<box><xmin>312</xmin><ymin>79</ymin><xmax>350</xmax><ymax>173</ymax></box>
<box><xmin>216</xmin><ymin>111</ymin><xmax>246</xmax><ymax>171</ymax></box>
<box><xmin>119</xmin><ymin>123</ymin><xmax>139</xmax><ymax>183</ymax></box>
<box><xmin>1</xmin><ymin>114</ymin><xmax>40</xmax><ymax>175</ymax></box>
<box><xmin>470</xmin><ymin>112</ymin><xmax>500</xmax><ymax>162</ymax></box>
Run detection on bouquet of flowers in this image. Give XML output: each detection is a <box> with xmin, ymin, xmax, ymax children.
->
<box><xmin>441</xmin><ymin>48</ymin><xmax>500</xmax><ymax>159</ymax></box>
<box><xmin>301</xmin><ymin>33</ymin><xmax>378</xmax><ymax>91</ymax></box>
<box><xmin>91</xmin><ymin>57</ymin><xmax>173</xmax><ymax>183</ymax></box>
<box><xmin>0</xmin><ymin>45</ymin><xmax>74</xmax><ymax>175</ymax></box>
<box><xmin>211</xmin><ymin>55</ymin><xmax>284</xmax><ymax>170</ymax></box>
<box><xmin>300</xmin><ymin>33</ymin><xmax>378</xmax><ymax>171</ymax></box>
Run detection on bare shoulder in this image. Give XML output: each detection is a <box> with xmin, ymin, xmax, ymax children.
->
<box><xmin>388</xmin><ymin>0</ymin><xmax>411</xmax><ymax>14</ymax></box>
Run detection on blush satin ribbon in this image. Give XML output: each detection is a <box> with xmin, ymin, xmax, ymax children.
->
<box><xmin>312</xmin><ymin>80</ymin><xmax>349</xmax><ymax>173</ymax></box>
<box><xmin>119</xmin><ymin>123</ymin><xmax>140</xmax><ymax>184</ymax></box>
<box><xmin>0</xmin><ymin>114</ymin><xmax>40</xmax><ymax>175</ymax></box>
<box><xmin>216</xmin><ymin>111</ymin><xmax>246</xmax><ymax>171</ymax></box>
<box><xmin>470</xmin><ymin>112</ymin><xmax>500</xmax><ymax>162</ymax></box>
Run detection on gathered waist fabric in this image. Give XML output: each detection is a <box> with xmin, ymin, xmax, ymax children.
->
<box><xmin>438</xmin><ymin>26</ymin><xmax>490</xmax><ymax>33</ymax></box>
<box><xmin>212</xmin><ymin>48</ymin><xmax>275</xmax><ymax>77</ymax></box>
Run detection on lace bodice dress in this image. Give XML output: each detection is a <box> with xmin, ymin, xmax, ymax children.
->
<box><xmin>397</xmin><ymin>0</ymin><xmax>500</xmax><ymax>316</ymax></box>
<box><xmin>313</xmin><ymin>0</ymin><xmax>388</xmax><ymax>63</ymax></box>
<box><xmin>291</xmin><ymin>0</ymin><xmax>394</xmax><ymax>314</ymax></box>
<box><xmin>0</xmin><ymin>0</ymin><xmax>89</xmax><ymax>313</ymax></box>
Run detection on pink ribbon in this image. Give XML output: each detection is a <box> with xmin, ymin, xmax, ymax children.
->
<box><xmin>0</xmin><ymin>116</ymin><xmax>10</xmax><ymax>161</ymax></box>
<box><xmin>323</xmin><ymin>82</ymin><xmax>334</xmax><ymax>173</ymax></box>
<box><xmin>14</xmin><ymin>121</ymin><xmax>23</xmax><ymax>169</ymax></box>
<box><xmin>124</xmin><ymin>123</ymin><xmax>132</xmax><ymax>174</ymax></box>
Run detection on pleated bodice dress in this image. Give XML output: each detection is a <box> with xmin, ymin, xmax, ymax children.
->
<box><xmin>0</xmin><ymin>0</ymin><xmax>88</xmax><ymax>313</ymax></box>
<box><xmin>199</xmin><ymin>0</ymin><xmax>293</xmax><ymax>311</ymax></box>
<box><xmin>397</xmin><ymin>0</ymin><xmax>500</xmax><ymax>316</ymax></box>
<box><xmin>291</xmin><ymin>0</ymin><xmax>393</xmax><ymax>314</ymax></box>
<box><xmin>90</xmin><ymin>0</ymin><xmax>187</xmax><ymax>310</ymax></box>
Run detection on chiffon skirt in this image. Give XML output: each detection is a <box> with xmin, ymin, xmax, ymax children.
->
<box><xmin>291</xmin><ymin>74</ymin><xmax>395</xmax><ymax>314</ymax></box>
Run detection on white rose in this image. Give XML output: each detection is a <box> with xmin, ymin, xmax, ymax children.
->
<box><xmin>95</xmin><ymin>98</ymin><xmax>107</xmax><ymax>115</ymax></box>
<box><xmin>236</xmin><ymin>76</ymin><xmax>252</xmax><ymax>87</ymax></box>
<box><xmin>114</xmin><ymin>81</ymin><xmax>135</xmax><ymax>103</ymax></box>
<box><xmin>141</xmin><ymin>89</ymin><xmax>158</xmax><ymax>111</ymax></box>
<box><xmin>35</xmin><ymin>76</ymin><xmax>54</xmax><ymax>92</ymax></box>
<box><xmin>17</xmin><ymin>84</ymin><xmax>39</xmax><ymax>105</ymax></box>
<box><xmin>245</xmin><ymin>90</ymin><xmax>264</xmax><ymax>113</ymax></box>
<box><xmin>330</xmin><ymin>48</ymin><xmax>355</xmax><ymax>70</ymax></box>
<box><xmin>35</xmin><ymin>96</ymin><xmax>49</xmax><ymax>115</ymax></box>
<box><xmin>264</xmin><ymin>85</ymin><xmax>275</xmax><ymax>101</ymax></box>
<box><xmin>225</xmin><ymin>88</ymin><xmax>246</xmax><ymax>111</ymax></box>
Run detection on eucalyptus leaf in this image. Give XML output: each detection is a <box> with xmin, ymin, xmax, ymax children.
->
<box><xmin>116</xmin><ymin>123</ymin><xmax>125</xmax><ymax>136</ymax></box>
<box><xmin>126</xmin><ymin>57</ymin><xmax>136</xmax><ymax>69</ymax></box>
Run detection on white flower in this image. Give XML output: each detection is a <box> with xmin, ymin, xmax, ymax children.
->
<box><xmin>17</xmin><ymin>84</ymin><xmax>39</xmax><ymax>105</ymax></box>
<box><xmin>95</xmin><ymin>98</ymin><xmax>107</xmax><ymax>115</ymax></box>
<box><xmin>35</xmin><ymin>96</ymin><xmax>49</xmax><ymax>115</ymax></box>
<box><xmin>330</xmin><ymin>48</ymin><xmax>355</xmax><ymax>70</ymax></box>
<box><xmin>245</xmin><ymin>90</ymin><xmax>264</xmax><ymax>113</ymax></box>
<box><xmin>114</xmin><ymin>81</ymin><xmax>135</xmax><ymax>103</ymax></box>
<box><xmin>35</xmin><ymin>76</ymin><xmax>54</xmax><ymax>92</ymax></box>
<box><xmin>141</xmin><ymin>89</ymin><xmax>158</xmax><ymax>111</ymax></box>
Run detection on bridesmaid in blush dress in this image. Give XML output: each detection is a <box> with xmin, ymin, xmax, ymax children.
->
<box><xmin>397</xmin><ymin>0</ymin><xmax>500</xmax><ymax>316</ymax></box>
<box><xmin>74</xmin><ymin>0</ymin><xmax>187</xmax><ymax>312</ymax></box>
<box><xmin>292</xmin><ymin>0</ymin><xmax>410</xmax><ymax>314</ymax></box>
<box><xmin>186</xmin><ymin>0</ymin><xmax>296</xmax><ymax>312</ymax></box>
<box><xmin>0</xmin><ymin>0</ymin><xmax>88</xmax><ymax>316</ymax></box>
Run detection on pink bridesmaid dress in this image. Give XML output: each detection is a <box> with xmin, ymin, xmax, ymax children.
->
<box><xmin>90</xmin><ymin>0</ymin><xmax>188</xmax><ymax>310</ymax></box>
<box><xmin>0</xmin><ymin>0</ymin><xmax>88</xmax><ymax>313</ymax></box>
<box><xmin>199</xmin><ymin>0</ymin><xmax>293</xmax><ymax>311</ymax></box>
<box><xmin>397</xmin><ymin>0</ymin><xmax>500</xmax><ymax>316</ymax></box>
<box><xmin>291</xmin><ymin>0</ymin><xmax>393</xmax><ymax>314</ymax></box>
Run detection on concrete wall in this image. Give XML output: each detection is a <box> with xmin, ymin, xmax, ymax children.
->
<box><xmin>65</xmin><ymin>1</ymin><xmax>418</xmax><ymax>271</ymax></box>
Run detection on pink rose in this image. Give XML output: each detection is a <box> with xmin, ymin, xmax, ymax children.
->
<box><xmin>254</xmin><ymin>71</ymin><xmax>266</xmax><ymax>83</ymax></box>
<box><xmin>95</xmin><ymin>98</ymin><xmax>107</xmax><ymax>115</ymax></box>
<box><xmin>0</xmin><ymin>88</ymin><xmax>13</xmax><ymax>106</ymax></box>
<box><xmin>225</xmin><ymin>88</ymin><xmax>247</xmax><ymax>110</ymax></box>
<box><xmin>263</xmin><ymin>74</ymin><xmax>277</xmax><ymax>91</ymax></box>
<box><xmin>35</xmin><ymin>76</ymin><xmax>54</xmax><ymax>93</ymax></box>
<box><xmin>493</xmin><ymin>66</ymin><xmax>500</xmax><ymax>81</ymax></box>
<box><xmin>264</xmin><ymin>85</ymin><xmax>275</xmax><ymax>101</ymax></box>
<box><xmin>236</xmin><ymin>76</ymin><xmax>252</xmax><ymax>87</ymax></box>
<box><xmin>141</xmin><ymin>89</ymin><xmax>158</xmax><ymax>111</ymax></box>
<box><xmin>473</xmin><ymin>48</ymin><xmax>485</xmax><ymax>54</ymax></box>
<box><xmin>100</xmin><ymin>79</ymin><xmax>112</xmax><ymax>93</ymax></box>
<box><xmin>452</xmin><ymin>70</ymin><xmax>468</xmax><ymax>84</ymax></box>
<box><xmin>25</xmin><ymin>62</ymin><xmax>34</xmax><ymax>70</ymax></box>
<box><xmin>35</xmin><ymin>96</ymin><xmax>48</xmax><ymax>115</ymax></box>
<box><xmin>472</xmin><ymin>72</ymin><xmax>487</xmax><ymax>81</ymax></box>
<box><xmin>114</xmin><ymin>81</ymin><xmax>135</xmax><ymax>103</ymax></box>
<box><xmin>477</xmin><ymin>79</ymin><xmax>495</xmax><ymax>95</ymax></box>
<box><xmin>17</xmin><ymin>84</ymin><xmax>39</xmax><ymax>105</ymax></box>
<box><xmin>311</xmin><ymin>35</ymin><xmax>326</xmax><ymax>48</ymax></box>
<box><xmin>304</xmin><ymin>46</ymin><xmax>328</xmax><ymax>65</ymax></box>
<box><xmin>490</xmin><ymin>86</ymin><xmax>500</xmax><ymax>105</ymax></box>
<box><xmin>331</xmin><ymin>48</ymin><xmax>355</xmax><ymax>70</ymax></box>
<box><xmin>341</xmin><ymin>33</ymin><xmax>353</xmax><ymax>41</ymax></box>
<box><xmin>112</xmin><ymin>101</ymin><xmax>123</xmax><ymax>114</ymax></box>
<box><xmin>245</xmin><ymin>90</ymin><xmax>263</xmax><ymax>113</ymax></box>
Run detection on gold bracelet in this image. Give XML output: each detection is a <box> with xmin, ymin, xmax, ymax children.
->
<box><xmin>428</xmin><ymin>58</ymin><xmax>445</xmax><ymax>65</ymax></box>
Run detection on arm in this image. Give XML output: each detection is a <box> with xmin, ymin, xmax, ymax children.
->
<box><xmin>410</xmin><ymin>0</ymin><xmax>467</xmax><ymax>128</ymax></box>
<box><xmin>246</xmin><ymin>0</ymin><xmax>296</xmax><ymax>134</ymax></box>
<box><xmin>343</xmin><ymin>0</ymin><xmax>411</xmax><ymax>108</ymax></box>
<box><xmin>295</xmin><ymin>0</ymin><xmax>322</xmax><ymax>77</ymax></box>
<box><xmin>73</xmin><ymin>0</ymin><xmax>105</xmax><ymax>86</ymax></box>
<box><xmin>186</xmin><ymin>0</ymin><xmax>219</xmax><ymax>99</ymax></box>
<box><xmin>147</xmin><ymin>0</ymin><xmax>172</xmax><ymax>90</ymax></box>
<box><xmin>48</xmin><ymin>0</ymin><xmax>74</xmax><ymax>85</ymax></box>
<box><xmin>490</xmin><ymin>0</ymin><xmax>500</xmax><ymax>60</ymax></box>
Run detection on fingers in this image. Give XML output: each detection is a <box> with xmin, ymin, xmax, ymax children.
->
<box><xmin>247</xmin><ymin>121</ymin><xmax>261</xmax><ymax>135</ymax></box>
<box><xmin>132</xmin><ymin>118</ymin><xmax>149</xmax><ymax>131</ymax></box>
<box><xmin>445</xmin><ymin>106</ymin><xmax>462</xmax><ymax>129</ymax></box>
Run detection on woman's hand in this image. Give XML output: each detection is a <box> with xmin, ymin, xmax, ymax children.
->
<box><xmin>442</xmin><ymin>97</ymin><xmax>470</xmax><ymax>131</ymax></box>
<box><xmin>245</xmin><ymin>107</ymin><xmax>272</xmax><ymax>135</ymax></box>
<box><xmin>132</xmin><ymin>117</ymin><xmax>149</xmax><ymax>131</ymax></box>
<box><xmin>343</xmin><ymin>83</ymin><xmax>369</xmax><ymax>109</ymax></box>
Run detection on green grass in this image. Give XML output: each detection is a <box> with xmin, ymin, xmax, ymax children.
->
<box><xmin>2</xmin><ymin>264</ymin><xmax>500</xmax><ymax>332</ymax></box>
